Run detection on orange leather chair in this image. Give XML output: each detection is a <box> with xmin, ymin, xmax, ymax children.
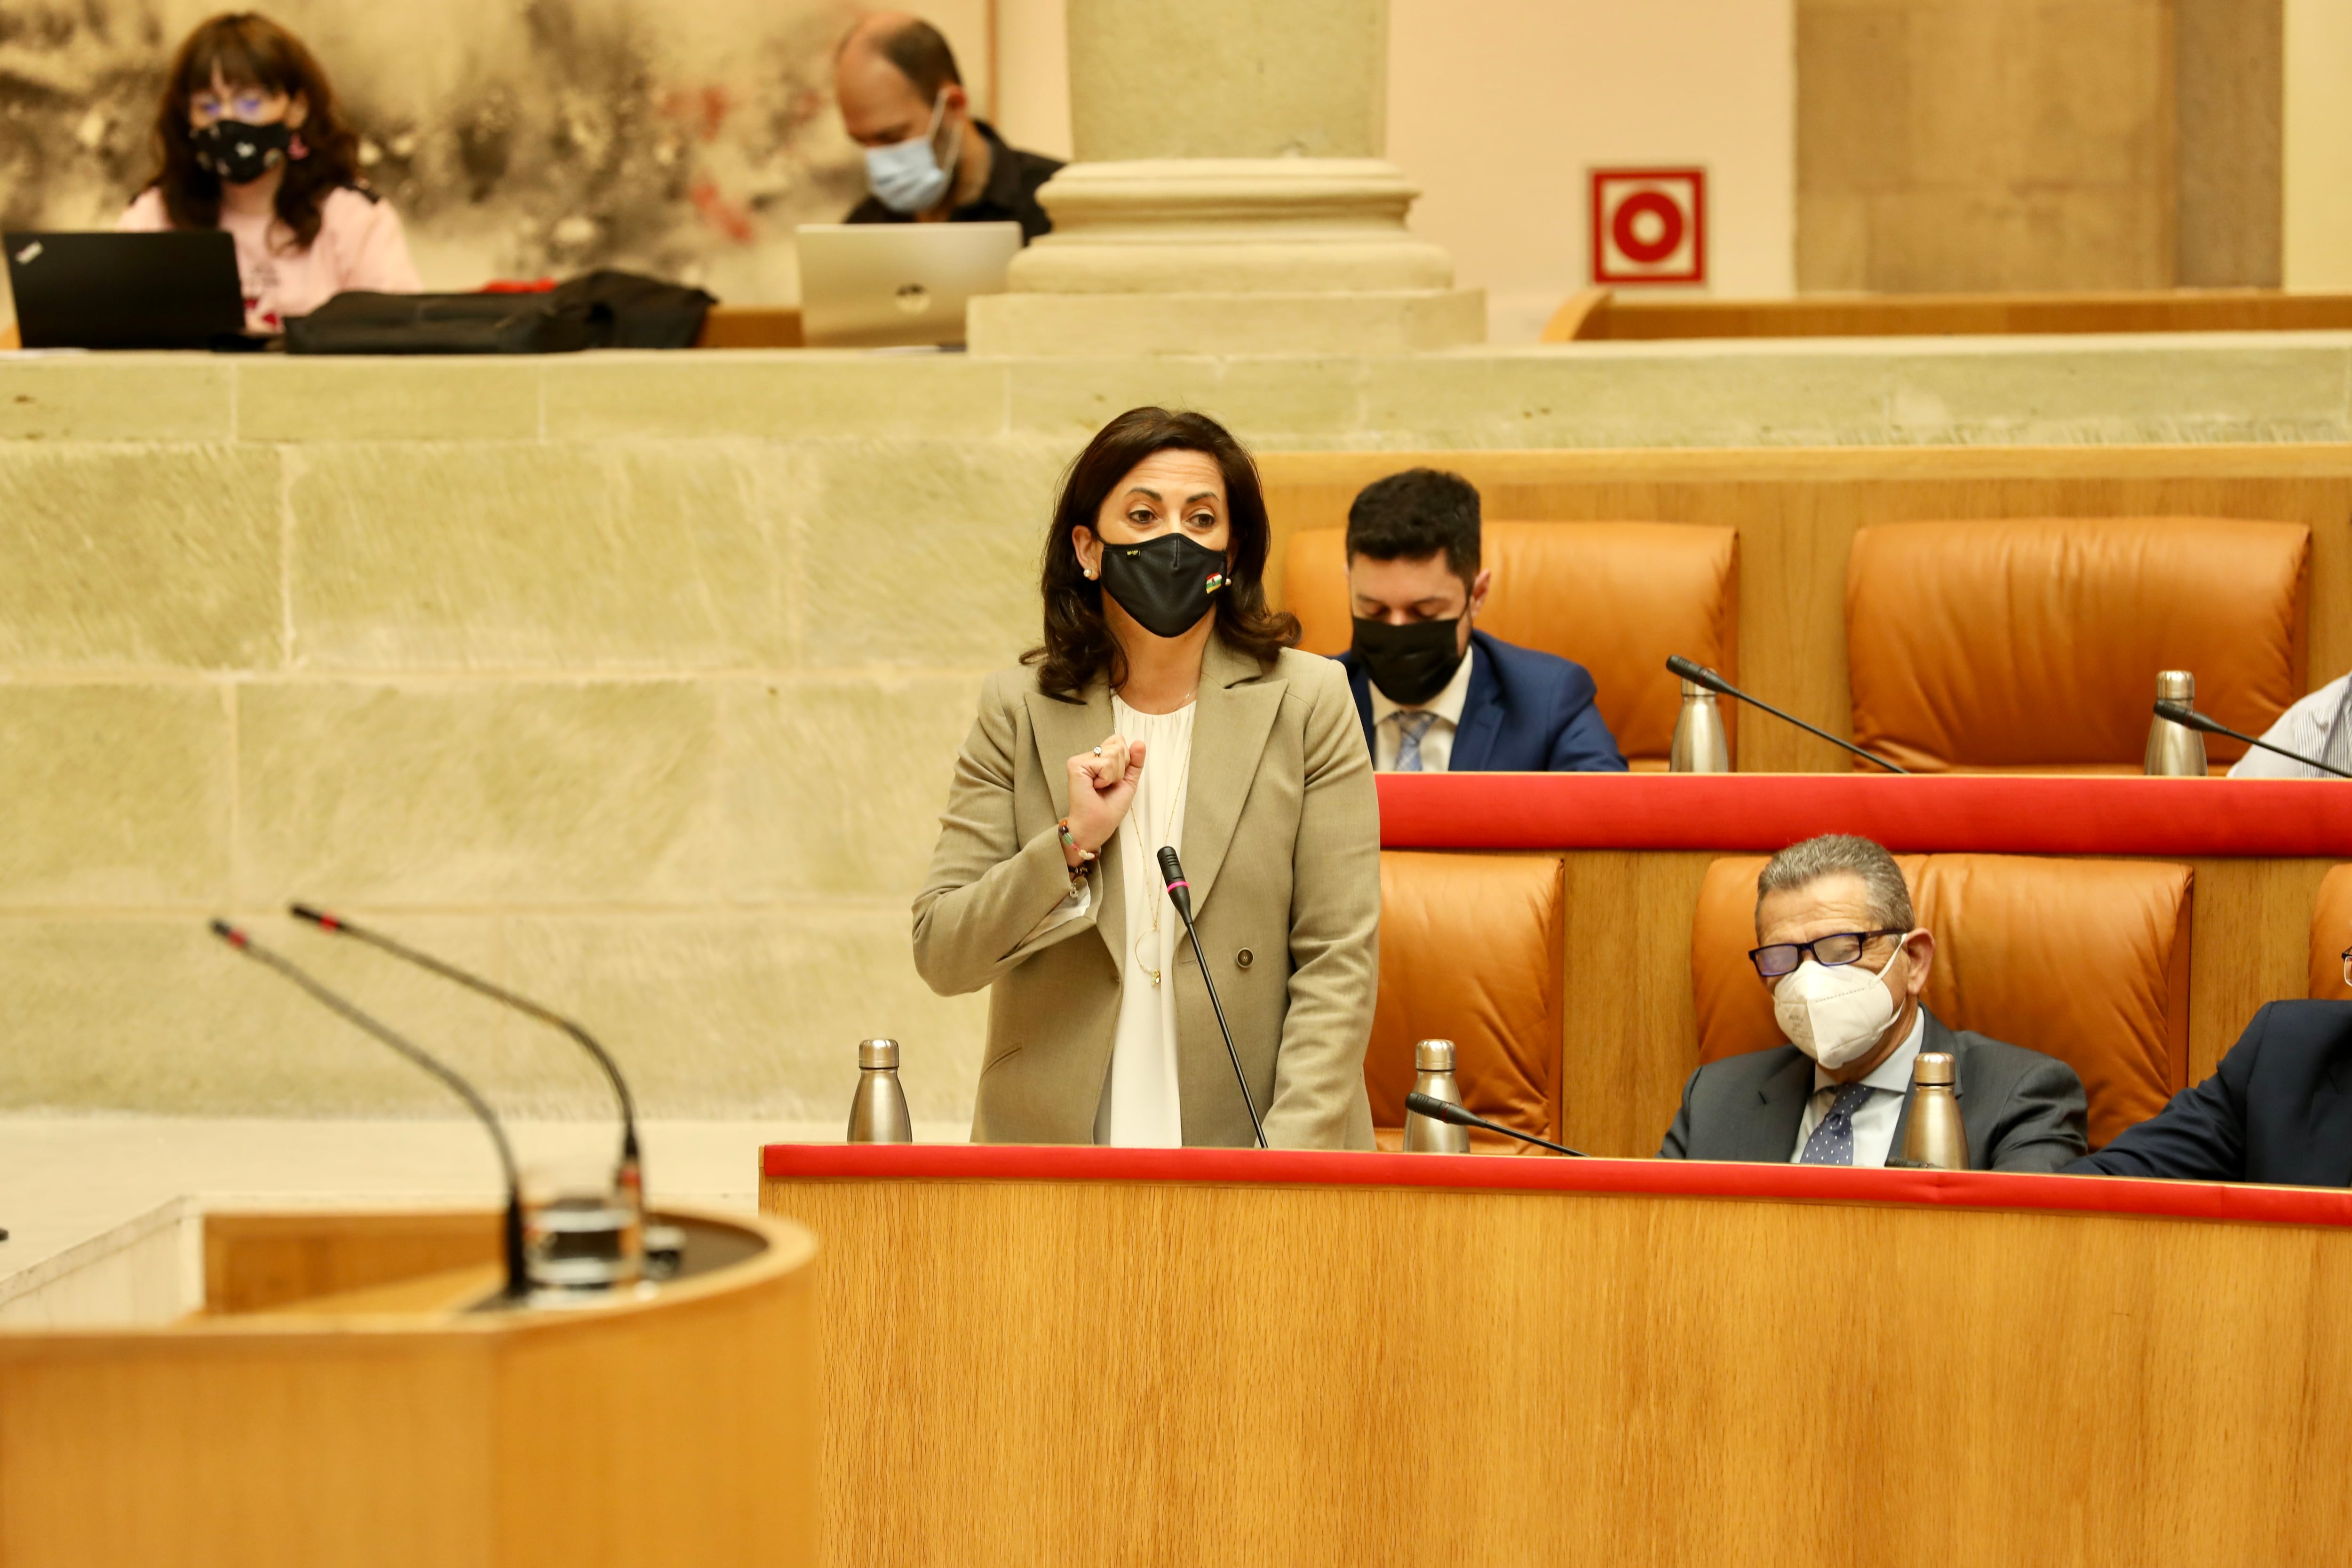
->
<box><xmin>1366</xmin><ymin>851</ymin><xmax>1564</xmax><ymax>1152</ymax></box>
<box><xmin>1691</xmin><ymin>852</ymin><xmax>2192</xmax><ymax>1149</ymax></box>
<box><xmin>1846</xmin><ymin>517</ymin><xmax>2309</xmax><ymax>772</ymax></box>
<box><xmin>2310</xmin><ymin>865</ymin><xmax>2352</xmax><ymax>1000</ymax></box>
<box><xmin>1285</xmin><ymin>521</ymin><xmax>1740</xmax><ymax>770</ymax></box>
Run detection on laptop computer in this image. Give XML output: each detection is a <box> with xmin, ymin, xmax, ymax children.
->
<box><xmin>5</xmin><ymin>231</ymin><xmax>246</xmax><ymax>350</ymax></box>
<box><xmin>795</xmin><ymin>222</ymin><xmax>1022</xmax><ymax>349</ymax></box>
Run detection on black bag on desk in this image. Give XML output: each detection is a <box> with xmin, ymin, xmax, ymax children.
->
<box><xmin>285</xmin><ymin>291</ymin><xmax>596</xmax><ymax>354</ymax></box>
<box><xmin>549</xmin><ymin>270</ymin><xmax>715</xmax><ymax>348</ymax></box>
<box><xmin>285</xmin><ymin>271</ymin><xmax>715</xmax><ymax>354</ymax></box>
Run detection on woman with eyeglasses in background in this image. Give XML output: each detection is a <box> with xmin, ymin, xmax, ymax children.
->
<box><xmin>118</xmin><ymin>12</ymin><xmax>419</xmax><ymax>334</ymax></box>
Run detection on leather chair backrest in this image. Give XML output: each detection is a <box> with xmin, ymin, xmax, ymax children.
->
<box><xmin>1691</xmin><ymin>852</ymin><xmax>2192</xmax><ymax>1148</ymax></box>
<box><xmin>1285</xmin><ymin>521</ymin><xmax>1740</xmax><ymax>768</ymax></box>
<box><xmin>2310</xmin><ymin>864</ymin><xmax>2352</xmax><ymax>1000</ymax></box>
<box><xmin>1366</xmin><ymin>851</ymin><xmax>1565</xmax><ymax>1150</ymax></box>
<box><xmin>1846</xmin><ymin>517</ymin><xmax>2309</xmax><ymax>772</ymax></box>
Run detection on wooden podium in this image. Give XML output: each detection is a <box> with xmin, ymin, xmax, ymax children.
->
<box><xmin>763</xmin><ymin>1145</ymin><xmax>2352</xmax><ymax>1568</ymax></box>
<box><xmin>0</xmin><ymin>1206</ymin><xmax>819</xmax><ymax>1568</ymax></box>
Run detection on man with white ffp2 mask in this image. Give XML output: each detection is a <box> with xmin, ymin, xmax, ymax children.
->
<box><xmin>1659</xmin><ymin>834</ymin><xmax>2087</xmax><ymax>1171</ymax></box>
<box><xmin>834</xmin><ymin>12</ymin><xmax>1061</xmax><ymax>240</ymax></box>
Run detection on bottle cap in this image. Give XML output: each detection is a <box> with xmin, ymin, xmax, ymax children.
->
<box><xmin>2155</xmin><ymin>669</ymin><xmax>2196</xmax><ymax>701</ymax></box>
<box><xmin>858</xmin><ymin>1038</ymin><xmax>900</xmax><ymax>1070</ymax></box>
<box><xmin>1680</xmin><ymin>678</ymin><xmax>1711</xmax><ymax>699</ymax></box>
<box><xmin>1414</xmin><ymin>1038</ymin><xmax>1456</xmax><ymax>1072</ymax></box>
<box><xmin>1910</xmin><ymin>1050</ymin><xmax>1956</xmax><ymax>1088</ymax></box>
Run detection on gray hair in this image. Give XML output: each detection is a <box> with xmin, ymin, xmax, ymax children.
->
<box><xmin>1756</xmin><ymin>834</ymin><xmax>1914</xmax><ymax>934</ymax></box>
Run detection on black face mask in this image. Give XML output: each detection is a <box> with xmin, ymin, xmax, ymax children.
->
<box><xmin>1093</xmin><ymin>531</ymin><xmax>1229</xmax><ymax>640</ymax></box>
<box><xmin>1351</xmin><ymin>616</ymin><xmax>1465</xmax><ymax>707</ymax></box>
<box><xmin>192</xmin><ymin>119</ymin><xmax>294</xmax><ymax>186</ymax></box>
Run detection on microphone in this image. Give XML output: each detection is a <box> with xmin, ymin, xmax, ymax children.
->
<box><xmin>1404</xmin><ymin>1091</ymin><xmax>1587</xmax><ymax>1157</ymax></box>
<box><xmin>1156</xmin><ymin>846</ymin><xmax>1268</xmax><ymax>1149</ymax></box>
<box><xmin>1665</xmin><ymin>654</ymin><xmax>1910</xmax><ymax>775</ymax></box>
<box><xmin>2153</xmin><ymin>700</ymin><xmax>2352</xmax><ymax>780</ymax></box>
<box><xmin>210</xmin><ymin>919</ymin><xmax>527</xmax><ymax>1298</ymax></box>
<box><xmin>288</xmin><ymin>904</ymin><xmax>644</xmax><ymax>1201</ymax></box>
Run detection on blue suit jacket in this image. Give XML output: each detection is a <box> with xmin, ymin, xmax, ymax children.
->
<box><xmin>2067</xmin><ymin>1001</ymin><xmax>2352</xmax><ymax>1186</ymax></box>
<box><xmin>1335</xmin><ymin>629</ymin><xmax>1627</xmax><ymax>773</ymax></box>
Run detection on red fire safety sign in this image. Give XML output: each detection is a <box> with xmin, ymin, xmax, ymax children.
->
<box><xmin>1589</xmin><ymin>168</ymin><xmax>1707</xmax><ymax>285</ymax></box>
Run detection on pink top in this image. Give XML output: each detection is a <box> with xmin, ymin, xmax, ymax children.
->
<box><xmin>117</xmin><ymin>184</ymin><xmax>421</xmax><ymax>333</ymax></box>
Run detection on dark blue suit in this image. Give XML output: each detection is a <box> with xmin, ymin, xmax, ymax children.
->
<box><xmin>2067</xmin><ymin>1002</ymin><xmax>2352</xmax><ymax>1186</ymax></box>
<box><xmin>1335</xmin><ymin>629</ymin><xmax>1626</xmax><ymax>773</ymax></box>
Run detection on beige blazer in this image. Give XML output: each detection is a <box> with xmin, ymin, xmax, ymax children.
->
<box><xmin>913</xmin><ymin>635</ymin><xmax>1379</xmax><ymax>1149</ymax></box>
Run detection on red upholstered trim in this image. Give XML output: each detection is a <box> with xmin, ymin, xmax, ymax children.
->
<box><xmin>761</xmin><ymin>1143</ymin><xmax>2352</xmax><ymax>1230</ymax></box>
<box><xmin>1374</xmin><ymin>773</ymin><xmax>2352</xmax><ymax>857</ymax></box>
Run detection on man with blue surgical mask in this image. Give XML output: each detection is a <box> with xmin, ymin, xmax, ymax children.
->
<box><xmin>1658</xmin><ymin>834</ymin><xmax>2087</xmax><ymax>1171</ymax></box>
<box><xmin>834</xmin><ymin>12</ymin><xmax>1061</xmax><ymax>240</ymax></box>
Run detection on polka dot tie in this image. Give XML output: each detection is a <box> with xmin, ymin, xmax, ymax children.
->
<box><xmin>1395</xmin><ymin>710</ymin><xmax>1439</xmax><ymax>772</ymax></box>
<box><xmin>1797</xmin><ymin>1082</ymin><xmax>1875</xmax><ymax>1166</ymax></box>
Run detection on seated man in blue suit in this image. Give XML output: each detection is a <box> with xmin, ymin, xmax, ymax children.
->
<box><xmin>1334</xmin><ymin>468</ymin><xmax>1626</xmax><ymax>772</ymax></box>
<box><xmin>2067</xmin><ymin>996</ymin><xmax>2352</xmax><ymax>1185</ymax></box>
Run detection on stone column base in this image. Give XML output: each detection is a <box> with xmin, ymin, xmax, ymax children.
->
<box><xmin>967</xmin><ymin>286</ymin><xmax>1485</xmax><ymax>356</ymax></box>
<box><xmin>967</xmin><ymin>158</ymin><xmax>1482</xmax><ymax>355</ymax></box>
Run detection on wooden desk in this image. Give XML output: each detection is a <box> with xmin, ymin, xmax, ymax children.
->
<box><xmin>1546</xmin><ymin>287</ymin><xmax>2352</xmax><ymax>342</ymax></box>
<box><xmin>763</xmin><ymin>1143</ymin><xmax>2352</xmax><ymax>1568</ymax></box>
<box><xmin>1376</xmin><ymin>772</ymin><xmax>2352</xmax><ymax>1155</ymax></box>
<box><xmin>0</xmin><ymin>1206</ymin><xmax>820</xmax><ymax>1568</ymax></box>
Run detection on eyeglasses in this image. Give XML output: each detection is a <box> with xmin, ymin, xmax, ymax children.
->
<box><xmin>1749</xmin><ymin>929</ymin><xmax>1907</xmax><ymax>981</ymax></box>
<box><xmin>2340</xmin><ymin>947</ymin><xmax>2351</xmax><ymax>988</ymax></box>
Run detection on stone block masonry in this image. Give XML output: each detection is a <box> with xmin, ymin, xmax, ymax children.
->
<box><xmin>1</xmin><ymin>339</ymin><xmax>2347</xmax><ymax>1126</ymax></box>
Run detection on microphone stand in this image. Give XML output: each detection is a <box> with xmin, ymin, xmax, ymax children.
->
<box><xmin>288</xmin><ymin>904</ymin><xmax>643</xmax><ymax>1204</ymax></box>
<box><xmin>212</xmin><ymin>921</ymin><xmax>529</xmax><ymax>1298</ymax></box>
<box><xmin>2153</xmin><ymin>700</ymin><xmax>2352</xmax><ymax>779</ymax></box>
<box><xmin>1405</xmin><ymin>1092</ymin><xmax>1587</xmax><ymax>1156</ymax></box>
<box><xmin>1156</xmin><ymin>847</ymin><xmax>1268</xmax><ymax>1149</ymax></box>
<box><xmin>1666</xmin><ymin>655</ymin><xmax>1910</xmax><ymax>775</ymax></box>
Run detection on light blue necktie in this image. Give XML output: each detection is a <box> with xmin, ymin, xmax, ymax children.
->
<box><xmin>1797</xmin><ymin>1082</ymin><xmax>1875</xmax><ymax>1166</ymax></box>
<box><xmin>1394</xmin><ymin>710</ymin><xmax>1439</xmax><ymax>772</ymax></box>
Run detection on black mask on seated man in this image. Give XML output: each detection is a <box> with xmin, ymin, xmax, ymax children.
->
<box><xmin>192</xmin><ymin>119</ymin><xmax>294</xmax><ymax>186</ymax></box>
<box><xmin>1094</xmin><ymin>531</ymin><xmax>1228</xmax><ymax>639</ymax></box>
<box><xmin>1351</xmin><ymin>617</ymin><xmax>1465</xmax><ymax>707</ymax></box>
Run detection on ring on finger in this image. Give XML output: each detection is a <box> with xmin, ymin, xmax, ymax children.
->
<box><xmin>1092</xmin><ymin>746</ymin><xmax>1104</xmax><ymax>756</ymax></box>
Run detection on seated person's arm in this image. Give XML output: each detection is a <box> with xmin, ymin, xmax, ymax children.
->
<box><xmin>2066</xmin><ymin>1006</ymin><xmax>2265</xmax><ymax>1179</ymax></box>
<box><xmin>346</xmin><ymin>199</ymin><xmax>423</xmax><ymax>294</ymax></box>
<box><xmin>1982</xmin><ymin>1055</ymin><xmax>2088</xmax><ymax>1172</ymax></box>
<box><xmin>1546</xmin><ymin>665</ymin><xmax>1628</xmax><ymax>773</ymax></box>
<box><xmin>1656</xmin><ymin>1066</ymin><xmax>1699</xmax><ymax>1159</ymax></box>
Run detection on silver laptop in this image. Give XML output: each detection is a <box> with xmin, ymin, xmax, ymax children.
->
<box><xmin>795</xmin><ymin>222</ymin><xmax>1022</xmax><ymax>349</ymax></box>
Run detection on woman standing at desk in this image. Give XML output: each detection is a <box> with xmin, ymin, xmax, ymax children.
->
<box><xmin>915</xmin><ymin>407</ymin><xmax>1379</xmax><ymax>1149</ymax></box>
<box><xmin>118</xmin><ymin>13</ymin><xmax>420</xmax><ymax>334</ymax></box>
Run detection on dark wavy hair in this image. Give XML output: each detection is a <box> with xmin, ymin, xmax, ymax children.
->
<box><xmin>1025</xmin><ymin>407</ymin><xmax>1300</xmax><ymax>700</ymax></box>
<box><xmin>145</xmin><ymin>13</ymin><xmax>366</xmax><ymax>251</ymax></box>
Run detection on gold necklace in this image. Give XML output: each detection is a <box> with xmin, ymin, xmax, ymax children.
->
<box><xmin>1124</xmin><ymin>705</ymin><xmax>1194</xmax><ymax>988</ymax></box>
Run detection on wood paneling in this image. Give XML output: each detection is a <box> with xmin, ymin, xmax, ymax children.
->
<box><xmin>0</xmin><ymin>1207</ymin><xmax>820</xmax><ymax>1568</ymax></box>
<box><xmin>1553</xmin><ymin>288</ymin><xmax>2351</xmax><ymax>340</ymax></box>
<box><xmin>762</xmin><ymin>1170</ymin><xmax>2352</xmax><ymax>1568</ymax></box>
<box><xmin>203</xmin><ymin>1209</ymin><xmax>503</xmax><ymax>1315</ymax></box>
<box><xmin>1262</xmin><ymin>445</ymin><xmax>2352</xmax><ymax>775</ymax></box>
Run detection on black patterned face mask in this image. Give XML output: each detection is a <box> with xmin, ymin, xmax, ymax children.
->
<box><xmin>1093</xmin><ymin>531</ymin><xmax>1229</xmax><ymax>639</ymax></box>
<box><xmin>1351</xmin><ymin>616</ymin><xmax>1464</xmax><ymax>706</ymax></box>
<box><xmin>191</xmin><ymin>119</ymin><xmax>294</xmax><ymax>185</ymax></box>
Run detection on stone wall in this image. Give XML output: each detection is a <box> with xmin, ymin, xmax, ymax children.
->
<box><xmin>5</xmin><ymin>338</ymin><xmax>2351</xmax><ymax>1126</ymax></box>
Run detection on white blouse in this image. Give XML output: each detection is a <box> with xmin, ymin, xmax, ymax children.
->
<box><xmin>1091</xmin><ymin>697</ymin><xmax>1197</xmax><ymax>1146</ymax></box>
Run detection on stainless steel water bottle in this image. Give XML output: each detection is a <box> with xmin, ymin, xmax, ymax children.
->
<box><xmin>846</xmin><ymin>1038</ymin><xmax>914</xmax><ymax>1144</ymax></box>
<box><xmin>1669</xmin><ymin>680</ymin><xmax>1732</xmax><ymax>773</ymax></box>
<box><xmin>1402</xmin><ymin>1039</ymin><xmax>1471</xmax><ymax>1154</ymax></box>
<box><xmin>1899</xmin><ymin>1051</ymin><xmax>1969</xmax><ymax>1171</ymax></box>
<box><xmin>2145</xmin><ymin>670</ymin><xmax>2208</xmax><ymax>777</ymax></box>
